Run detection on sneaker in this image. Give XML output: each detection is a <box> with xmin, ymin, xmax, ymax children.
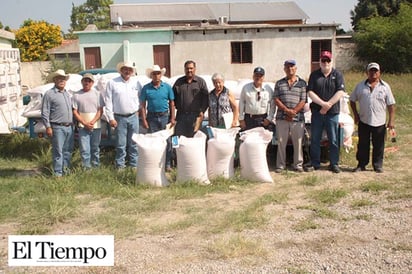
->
<box><xmin>330</xmin><ymin>165</ymin><xmax>341</xmax><ymax>173</ymax></box>
<box><xmin>275</xmin><ymin>168</ymin><xmax>284</xmax><ymax>173</ymax></box>
<box><xmin>304</xmin><ymin>165</ymin><xmax>314</xmax><ymax>172</ymax></box>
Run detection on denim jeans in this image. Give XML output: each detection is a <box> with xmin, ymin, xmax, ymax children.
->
<box><xmin>51</xmin><ymin>125</ymin><xmax>74</xmax><ymax>176</ymax></box>
<box><xmin>114</xmin><ymin>114</ymin><xmax>139</xmax><ymax>168</ymax></box>
<box><xmin>147</xmin><ymin>112</ymin><xmax>172</xmax><ymax>168</ymax></box>
<box><xmin>78</xmin><ymin>127</ymin><xmax>101</xmax><ymax>168</ymax></box>
<box><xmin>310</xmin><ymin>111</ymin><xmax>340</xmax><ymax>168</ymax></box>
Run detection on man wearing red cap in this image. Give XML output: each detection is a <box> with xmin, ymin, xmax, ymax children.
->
<box><xmin>307</xmin><ymin>51</ymin><xmax>345</xmax><ymax>173</ymax></box>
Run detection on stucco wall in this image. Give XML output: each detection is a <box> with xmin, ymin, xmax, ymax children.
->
<box><xmin>335</xmin><ymin>36</ymin><xmax>362</xmax><ymax>72</ymax></box>
<box><xmin>20</xmin><ymin>61</ymin><xmax>51</xmax><ymax>89</ymax></box>
<box><xmin>77</xmin><ymin>29</ymin><xmax>172</xmax><ymax>75</ymax></box>
<box><xmin>171</xmin><ymin>26</ymin><xmax>336</xmax><ymax>81</ymax></box>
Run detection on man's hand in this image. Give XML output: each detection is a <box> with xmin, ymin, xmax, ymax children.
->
<box><xmin>109</xmin><ymin>119</ymin><xmax>117</xmax><ymax>128</ymax></box>
<box><xmin>46</xmin><ymin>127</ymin><xmax>53</xmax><ymax>137</ymax></box>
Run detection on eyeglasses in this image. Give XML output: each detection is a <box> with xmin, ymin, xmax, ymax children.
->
<box><xmin>256</xmin><ymin>91</ymin><xmax>261</xmax><ymax>101</ymax></box>
<box><xmin>321</xmin><ymin>58</ymin><xmax>331</xmax><ymax>63</ymax></box>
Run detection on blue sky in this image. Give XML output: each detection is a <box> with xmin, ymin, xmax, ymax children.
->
<box><xmin>0</xmin><ymin>0</ymin><xmax>358</xmax><ymax>32</ymax></box>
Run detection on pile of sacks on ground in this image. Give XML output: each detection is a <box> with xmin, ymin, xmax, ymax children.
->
<box><xmin>132</xmin><ymin>126</ymin><xmax>274</xmax><ymax>187</ymax></box>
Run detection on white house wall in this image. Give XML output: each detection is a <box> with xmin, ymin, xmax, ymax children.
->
<box><xmin>171</xmin><ymin>26</ymin><xmax>336</xmax><ymax>81</ymax></box>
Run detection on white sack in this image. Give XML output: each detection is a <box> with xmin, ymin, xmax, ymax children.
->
<box><xmin>239</xmin><ymin>127</ymin><xmax>273</xmax><ymax>183</ymax></box>
<box><xmin>206</xmin><ymin>127</ymin><xmax>240</xmax><ymax>179</ymax></box>
<box><xmin>176</xmin><ymin>131</ymin><xmax>210</xmax><ymax>185</ymax></box>
<box><xmin>132</xmin><ymin>129</ymin><xmax>172</xmax><ymax>187</ymax></box>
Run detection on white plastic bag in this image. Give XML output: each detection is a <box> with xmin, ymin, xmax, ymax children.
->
<box><xmin>132</xmin><ymin>129</ymin><xmax>172</xmax><ymax>187</ymax></box>
<box><xmin>239</xmin><ymin>127</ymin><xmax>273</xmax><ymax>183</ymax></box>
<box><xmin>206</xmin><ymin>127</ymin><xmax>240</xmax><ymax>179</ymax></box>
<box><xmin>176</xmin><ymin>131</ymin><xmax>210</xmax><ymax>185</ymax></box>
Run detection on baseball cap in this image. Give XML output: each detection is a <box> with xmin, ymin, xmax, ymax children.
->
<box><xmin>367</xmin><ymin>62</ymin><xmax>380</xmax><ymax>71</ymax></box>
<box><xmin>320</xmin><ymin>51</ymin><xmax>332</xmax><ymax>60</ymax></box>
<box><xmin>82</xmin><ymin>73</ymin><xmax>94</xmax><ymax>82</ymax></box>
<box><xmin>253</xmin><ymin>67</ymin><xmax>265</xmax><ymax>75</ymax></box>
<box><xmin>284</xmin><ymin>59</ymin><xmax>296</xmax><ymax>66</ymax></box>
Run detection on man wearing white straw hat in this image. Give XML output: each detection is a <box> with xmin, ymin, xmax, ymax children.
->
<box><xmin>41</xmin><ymin>69</ymin><xmax>74</xmax><ymax>177</ymax></box>
<box><xmin>140</xmin><ymin>64</ymin><xmax>175</xmax><ymax>171</ymax></box>
<box><xmin>105</xmin><ymin>61</ymin><xmax>142</xmax><ymax>169</ymax></box>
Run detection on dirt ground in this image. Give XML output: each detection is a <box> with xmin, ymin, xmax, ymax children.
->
<box><xmin>1</xmin><ymin>147</ymin><xmax>411</xmax><ymax>273</ymax></box>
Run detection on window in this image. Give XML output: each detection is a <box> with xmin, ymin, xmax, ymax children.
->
<box><xmin>231</xmin><ymin>41</ymin><xmax>252</xmax><ymax>64</ymax></box>
<box><xmin>310</xmin><ymin>40</ymin><xmax>332</xmax><ymax>71</ymax></box>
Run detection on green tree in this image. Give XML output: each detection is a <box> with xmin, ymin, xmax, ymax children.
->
<box><xmin>351</xmin><ymin>0</ymin><xmax>412</xmax><ymax>30</ymax></box>
<box><xmin>70</xmin><ymin>0</ymin><xmax>113</xmax><ymax>32</ymax></box>
<box><xmin>14</xmin><ymin>19</ymin><xmax>63</xmax><ymax>62</ymax></box>
<box><xmin>353</xmin><ymin>3</ymin><xmax>412</xmax><ymax>73</ymax></box>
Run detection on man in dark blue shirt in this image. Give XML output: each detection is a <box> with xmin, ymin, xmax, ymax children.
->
<box><xmin>307</xmin><ymin>51</ymin><xmax>345</xmax><ymax>173</ymax></box>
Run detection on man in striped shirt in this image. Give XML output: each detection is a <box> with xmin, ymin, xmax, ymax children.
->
<box><xmin>274</xmin><ymin>60</ymin><xmax>307</xmax><ymax>173</ymax></box>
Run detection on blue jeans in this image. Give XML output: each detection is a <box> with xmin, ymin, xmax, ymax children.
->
<box><xmin>51</xmin><ymin>125</ymin><xmax>74</xmax><ymax>176</ymax></box>
<box><xmin>147</xmin><ymin>112</ymin><xmax>172</xmax><ymax>168</ymax></box>
<box><xmin>310</xmin><ymin>111</ymin><xmax>340</xmax><ymax>168</ymax></box>
<box><xmin>78</xmin><ymin>127</ymin><xmax>101</xmax><ymax>168</ymax></box>
<box><xmin>114</xmin><ymin>114</ymin><xmax>139</xmax><ymax>168</ymax></box>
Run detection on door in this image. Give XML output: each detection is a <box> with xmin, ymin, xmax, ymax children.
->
<box><xmin>153</xmin><ymin>45</ymin><xmax>171</xmax><ymax>77</ymax></box>
<box><xmin>84</xmin><ymin>47</ymin><xmax>102</xmax><ymax>69</ymax></box>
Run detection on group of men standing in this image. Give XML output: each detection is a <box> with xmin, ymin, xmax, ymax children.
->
<box><xmin>41</xmin><ymin>51</ymin><xmax>396</xmax><ymax>177</ymax></box>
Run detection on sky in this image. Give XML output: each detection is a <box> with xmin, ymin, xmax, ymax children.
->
<box><xmin>0</xmin><ymin>0</ymin><xmax>358</xmax><ymax>33</ymax></box>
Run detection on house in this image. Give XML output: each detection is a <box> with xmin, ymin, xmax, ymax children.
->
<box><xmin>46</xmin><ymin>39</ymin><xmax>80</xmax><ymax>67</ymax></box>
<box><xmin>75</xmin><ymin>1</ymin><xmax>338</xmax><ymax>80</ymax></box>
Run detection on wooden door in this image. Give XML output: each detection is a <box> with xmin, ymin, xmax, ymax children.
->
<box><xmin>84</xmin><ymin>47</ymin><xmax>102</xmax><ymax>69</ymax></box>
<box><xmin>153</xmin><ymin>45</ymin><xmax>171</xmax><ymax>77</ymax></box>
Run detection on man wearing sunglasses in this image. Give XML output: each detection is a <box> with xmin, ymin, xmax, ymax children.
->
<box><xmin>307</xmin><ymin>51</ymin><xmax>345</xmax><ymax>173</ymax></box>
<box><xmin>239</xmin><ymin>67</ymin><xmax>275</xmax><ymax>131</ymax></box>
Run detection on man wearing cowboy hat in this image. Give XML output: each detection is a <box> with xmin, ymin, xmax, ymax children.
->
<box><xmin>105</xmin><ymin>61</ymin><xmax>142</xmax><ymax>169</ymax></box>
<box><xmin>172</xmin><ymin>60</ymin><xmax>209</xmax><ymax>137</ymax></box>
<box><xmin>140</xmin><ymin>64</ymin><xmax>175</xmax><ymax>171</ymax></box>
<box><xmin>41</xmin><ymin>69</ymin><xmax>74</xmax><ymax>177</ymax></box>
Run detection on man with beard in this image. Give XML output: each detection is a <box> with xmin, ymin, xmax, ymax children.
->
<box><xmin>307</xmin><ymin>51</ymin><xmax>345</xmax><ymax>173</ymax></box>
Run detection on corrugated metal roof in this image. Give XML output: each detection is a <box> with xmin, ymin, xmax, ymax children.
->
<box><xmin>110</xmin><ymin>1</ymin><xmax>309</xmax><ymax>25</ymax></box>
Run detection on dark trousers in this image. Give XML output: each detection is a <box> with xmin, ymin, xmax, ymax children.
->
<box><xmin>175</xmin><ymin>112</ymin><xmax>199</xmax><ymax>137</ymax></box>
<box><xmin>356</xmin><ymin>121</ymin><xmax>386</xmax><ymax>169</ymax></box>
<box><xmin>243</xmin><ymin>114</ymin><xmax>267</xmax><ymax>131</ymax></box>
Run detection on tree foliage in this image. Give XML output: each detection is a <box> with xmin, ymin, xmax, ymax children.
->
<box><xmin>14</xmin><ymin>20</ymin><xmax>62</xmax><ymax>62</ymax></box>
<box><xmin>70</xmin><ymin>0</ymin><xmax>113</xmax><ymax>32</ymax></box>
<box><xmin>351</xmin><ymin>0</ymin><xmax>412</xmax><ymax>30</ymax></box>
<box><xmin>353</xmin><ymin>3</ymin><xmax>412</xmax><ymax>73</ymax></box>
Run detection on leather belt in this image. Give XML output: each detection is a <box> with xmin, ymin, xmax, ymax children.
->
<box><xmin>148</xmin><ymin>111</ymin><xmax>168</xmax><ymax>116</ymax></box>
<box><xmin>245</xmin><ymin>113</ymin><xmax>266</xmax><ymax>119</ymax></box>
<box><xmin>114</xmin><ymin>112</ymin><xmax>136</xmax><ymax>117</ymax></box>
<box><xmin>51</xmin><ymin>122</ymin><xmax>73</xmax><ymax>127</ymax></box>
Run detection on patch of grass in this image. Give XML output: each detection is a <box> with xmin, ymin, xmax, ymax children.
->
<box><xmin>293</xmin><ymin>218</ymin><xmax>320</xmax><ymax>232</ymax></box>
<box><xmin>297</xmin><ymin>205</ymin><xmax>338</xmax><ymax>219</ymax></box>
<box><xmin>206</xmin><ymin>234</ymin><xmax>267</xmax><ymax>260</ymax></box>
<box><xmin>309</xmin><ymin>188</ymin><xmax>348</xmax><ymax>205</ymax></box>
<box><xmin>360</xmin><ymin>181</ymin><xmax>390</xmax><ymax>193</ymax></box>
<box><xmin>211</xmin><ymin>192</ymin><xmax>287</xmax><ymax>233</ymax></box>
<box><xmin>351</xmin><ymin>198</ymin><xmax>375</xmax><ymax>208</ymax></box>
<box><xmin>299</xmin><ymin>175</ymin><xmax>320</xmax><ymax>186</ymax></box>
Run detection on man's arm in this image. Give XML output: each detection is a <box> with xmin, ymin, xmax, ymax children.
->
<box><xmin>387</xmin><ymin>104</ymin><xmax>395</xmax><ymax>129</ymax></box>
